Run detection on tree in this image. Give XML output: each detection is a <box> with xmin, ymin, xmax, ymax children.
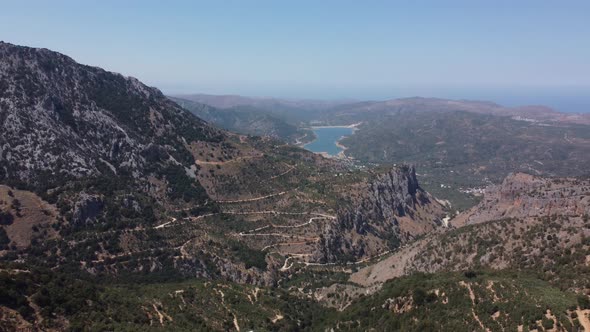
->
<box><xmin>0</xmin><ymin>210</ymin><xmax>14</xmax><ymax>225</ymax></box>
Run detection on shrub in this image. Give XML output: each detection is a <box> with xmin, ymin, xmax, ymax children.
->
<box><xmin>577</xmin><ymin>295</ymin><xmax>590</xmax><ymax>309</ymax></box>
<box><xmin>0</xmin><ymin>210</ymin><xmax>14</xmax><ymax>225</ymax></box>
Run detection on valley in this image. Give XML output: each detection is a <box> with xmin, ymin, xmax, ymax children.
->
<box><xmin>190</xmin><ymin>95</ymin><xmax>590</xmax><ymax>212</ymax></box>
<box><xmin>0</xmin><ymin>42</ymin><xmax>589</xmax><ymax>331</ymax></box>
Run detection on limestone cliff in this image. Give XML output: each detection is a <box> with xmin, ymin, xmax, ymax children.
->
<box><xmin>315</xmin><ymin>165</ymin><xmax>445</xmax><ymax>263</ymax></box>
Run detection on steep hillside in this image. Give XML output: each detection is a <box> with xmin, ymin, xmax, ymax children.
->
<box><xmin>0</xmin><ymin>42</ymin><xmax>222</xmax><ymax>191</ymax></box>
<box><xmin>322</xmin><ymin>270</ymin><xmax>588</xmax><ymax>332</ymax></box>
<box><xmin>351</xmin><ymin>173</ymin><xmax>590</xmax><ymax>293</ymax></box>
<box><xmin>325</xmin><ymin>173</ymin><xmax>590</xmax><ymax>331</ymax></box>
<box><xmin>314</xmin><ymin>165</ymin><xmax>445</xmax><ymax>263</ymax></box>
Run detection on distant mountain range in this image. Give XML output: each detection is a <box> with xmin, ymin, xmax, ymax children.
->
<box><xmin>172</xmin><ymin>93</ymin><xmax>353</xmax><ymax>111</ymax></box>
<box><xmin>178</xmin><ymin>93</ymin><xmax>590</xmax><ymax>125</ymax></box>
<box><xmin>170</xmin><ymin>96</ymin><xmax>312</xmax><ymax>144</ymax></box>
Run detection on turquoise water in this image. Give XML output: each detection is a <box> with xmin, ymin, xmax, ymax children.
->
<box><xmin>304</xmin><ymin>127</ymin><xmax>354</xmax><ymax>156</ymax></box>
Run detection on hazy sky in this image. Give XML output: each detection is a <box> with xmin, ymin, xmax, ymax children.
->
<box><xmin>2</xmin><ymin>0</ymin><xmax>589</xmax><ymax>109</ymax></box>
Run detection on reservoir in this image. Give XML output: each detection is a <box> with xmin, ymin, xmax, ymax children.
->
<box><xmin>304</xmin><ymin>127</ymin><xmax>354</xmax><ymax>156</ymax></box>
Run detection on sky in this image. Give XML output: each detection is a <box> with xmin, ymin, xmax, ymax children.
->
<box><xmin>1</xmin><ymin>0</ymin><xmax>589</xmax><ymax>111</ymax></box>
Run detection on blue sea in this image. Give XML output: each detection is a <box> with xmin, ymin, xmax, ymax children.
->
<box><xmin>304</xmin><ymin>127</ymin><xmax>354</xmax><ymax>156</ymax></box>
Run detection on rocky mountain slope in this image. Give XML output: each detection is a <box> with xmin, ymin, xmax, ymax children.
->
<box><xmin>351</xmin><ymin>173</ymin><xmax>590</xmax><ymax>290</ymax></box>
<box><xmin>453</xmin><ymin>172</ymin><xmax>590</xmax><ymax>226</ymax></box>
<box><xmin>321</xmin><ymin>172</ymin><xmax>590</xmax><ymax>331</ymax></box>
<box><xmin>315</xmin><ymin>165</ymin><xmax>445</xmax><ymax>262</ymax></box>
<box><xmin>0</xmin><ymin>41</ymin><xmax>221</xmax><ymax>192</ymax></box>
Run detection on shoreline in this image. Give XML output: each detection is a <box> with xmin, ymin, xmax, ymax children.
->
<box><xmin>302</xmin><ymin>122</ymin><xmax>361</xmax><ymax>159</ymax></box>
<box><xmin>334</xmin><ymin>137</ymin><xmax>354</xmax><ymax>158</ymax></box>
<box><xmin>309</xmin><ymin>122</ymin><xmax>362</xmax><ymax>130</ymax></box>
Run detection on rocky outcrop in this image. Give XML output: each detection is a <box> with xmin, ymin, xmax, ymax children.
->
<box><xmin>455</xmin><ymin>172</ymin><xmax>590</xmax><ymax>226</ymax></box>
<box><xmin>344</xmin><ymin>165</ymin><xmax>425</xmax><ymax>225</ymax></box>
<box><xmin>315</xmin><ymin>165</ymin><xmax>445</xmax><ymax>263</ymax></box>
<box><xmin>352</xmin><ymin>173</ymin><xmax>590</xmax><ymax>289</ymax></box>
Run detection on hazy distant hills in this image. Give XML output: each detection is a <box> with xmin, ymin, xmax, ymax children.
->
<box><xmin>171</xmin><ymin>93</ymin><xmax>354</xmax><ymax>126</ymax></box>
<box><xmin>170</xmin><ymin>96</ymin><xmax>311</xmax><ymax>143</ymax></box>
<box><xmin>172</xmin><ymin>93</ymin><xmax>351</xmax><ymax>112</ymax></box>
<box><xmin>324</xmin><ymin>97</ymin><xmax>590</xmax><ymax>125</ymax></box>
<box><xmin>179</xmin><ymin>94</ymin><xmax>590</xmax><ymax>126</ymax></box>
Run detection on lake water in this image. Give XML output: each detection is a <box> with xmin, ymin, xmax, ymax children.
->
<box><xmin>304</xmin><ymin>127</ymin><xmax>354</xmax><ymax>156</ymax></box>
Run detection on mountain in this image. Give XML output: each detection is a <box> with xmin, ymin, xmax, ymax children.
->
<box><xmin>0</xmin><ymin>41</ymin><xmax>229</xmax><ymax>257</ymax></box>
<box><xmin>315</xmin><ymin>172</ymin><xmax>590</xmax><ymax>331</ymax></box>
<box><xmin>171</xmin><ymin>93</ymin><xmax>354</xmax><ymax>141</ymax></box>
<box><xmin>351</xmin><ymin>172</ymin><xmax>590</xmax><ymax>287</ymax></box>
<box><xmin>173</xmin><ymin>93</ymin><xmax>349</xmax><ymax>114</ymax></box>
<box><xmin>0</xmin><ymin>43</ymin><xmax>453</xmax><ymax>330</ymax></box>
<box><xmin>315</xmin><ymin>165</ymin><xmax>445</xmax><ymax>263</ymax></box>
<box><xmin>170</xmin><ymin>96</ymin><xmax>311</xmax><ymax>143</ymax></box>
<box><xmin>318</xmin><ymin>97</ymin><xmax>590</xmax><ymax>125</ymax></box>
<box><xmin>0</xmin><ymin>41</ymin><xmax>221</xmax><ymax>196</ymax></box>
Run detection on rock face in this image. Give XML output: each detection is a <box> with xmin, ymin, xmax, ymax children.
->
<box><xmin>351</xmin><ymin>172</ymin><xmax>590</xmax><ymax>288</ymax></box>
<box><xmin>315</xmin><ymin>165</ymin><xmax>445</xmax><ymax>263</ymax></box>
<box><xmin>0</xmin><ymin>41</ymin><xmax>220</xmax><ymax>194</ymax></box>
<box><xmin>454</xmin><ymin>172</ymin><xmax>590</xmax><ymax>226</ymax></box>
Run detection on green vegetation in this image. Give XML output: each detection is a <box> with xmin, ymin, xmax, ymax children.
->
<box><xmin>318</xmin><ymin>270</ymin><xmax>580</xmax><ymax>331</ymax></box>
<box><xmin>0</xmin><ymin>210</ymin><xmax>14</xmax><ymax>225</ymax></box>
<box><xmin>0</xmin><ymin>263</ymin><xmax>332</xmax><ymax>331</ymax></box>
<box><xmin>3</xmin><ymin>264</ymin><xmax>583</xmax><ymax>331</ymax></box>
<box><xmin>227</xmin><ymin>239</ymin><xmax>268</xmax><ymax>270</ymax></box>
<box><xmin>161</xmin><ymin>164</ymin><xmax>209</xmax><ymax>203</ymax></box>
<box><xmin>0</xmin><ymin>228</ymin><xmax>10</xmax><ymax>249</ymax></box>
<box><xmin>340</xmin><ymin>111</ymin><xmax>590</xmax><ymax>210</ymax></box>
